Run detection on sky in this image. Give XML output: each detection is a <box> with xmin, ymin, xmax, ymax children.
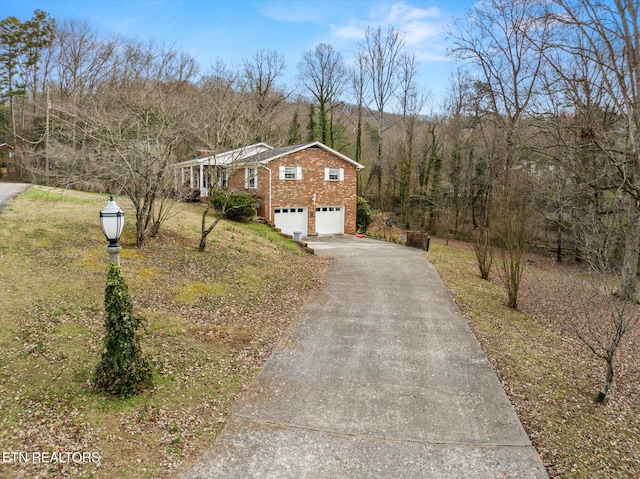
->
<box><xmin>1</xmin><ymin>0</ymin><xmax>476</xmax><ymax>106</ymax></box>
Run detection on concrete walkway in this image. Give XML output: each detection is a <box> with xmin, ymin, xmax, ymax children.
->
<box><xmin>179</xmin><ymin>235</ymin><xmax>548</xmax><ymax>478</ymax></box>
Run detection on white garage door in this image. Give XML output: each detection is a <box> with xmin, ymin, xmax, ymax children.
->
<box><xmin>315</xmin><ymin>206</ymin><xmax>344</xmax><ymax>235</ymax></box>
<box><xmin>274</xmin><ymin>207</ymin><xmax>307</xmax><ymax>236</ymax></box>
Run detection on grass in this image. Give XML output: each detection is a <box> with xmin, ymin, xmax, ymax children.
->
<box><xmin>427</xmin><ymin>238</ymin><xmax>640</xmax><ymax>478</ymax></box>
<box><xmin>0</xmin><ymin>186</ymin><xmax>328</xmax><ymax>479</ymax></box>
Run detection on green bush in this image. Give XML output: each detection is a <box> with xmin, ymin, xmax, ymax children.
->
<box><xmin>356</xmin><ymin>196</ymin><xmax>373</xmax><ymax>233</ymax></box>
<box><xmin>212</xmin><ymin>193</ymin><xmax>256</xmax><ymax>220</ymax></box>
<box><xmin>93</xmin><ymin>263</ymin><xmax>153</xmax><ymax>397</ymax></box>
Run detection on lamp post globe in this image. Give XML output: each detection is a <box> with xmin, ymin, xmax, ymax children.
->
<box><xmin>100</xmin><ymin>195</ymin><xmax>125</xmax><ymax>264</ymax></box>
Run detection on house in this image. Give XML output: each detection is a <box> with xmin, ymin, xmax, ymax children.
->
<box><xmin>174</xmin><ymin>142</ymin><xmax>365</xmax><ymax>236</ymax></box>
<box><xmin>173</xmin><ymin>143</ymin><xmax>272</xmax><ymax>198</ymax></box>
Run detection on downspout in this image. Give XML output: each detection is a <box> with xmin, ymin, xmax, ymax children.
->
<box><xmin>259</xmin><ymin>163</ymin><xmax>272</xmax><ymax>223</ymax></box>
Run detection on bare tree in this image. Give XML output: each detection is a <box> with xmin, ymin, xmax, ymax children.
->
<box><xmin>448</xmin><ymin>0</ymin><xmax>551</xmax><ymax>185</ymax></box>
<box><xmin>494</xmin><ymin>175</ymin><xmax>538</xmax><ymax>308</ymax></box>
<box><xmin>297</xmin><ymin>43</ymin><xmax>347</xmax><ymax>147</ymax></box>
<box><xmin>395</xmin><ymin>52</ymin><xmax>426</xmax><ymax>227</ymax></box>
<box><xmin>80</xmin><ymin>41</ymin><xmax>197</xmax><ymax>246</ymax></box>
<box><xmin>192</xmin><ymin>61</ymin><xmax>248</xmax><ymax>149</ymax></box>
<box><xmin>359</xmin><ymin>26</ymin><xmax>406</xmax><ymax>207</ymax></box>
<box><xmin>544</xmin><ymin>0</ymin><xmax>640</xmax><ymax>301</ymax></box>
<box><xmin>352</xmin><ymin>52</ymin><xmax>368</xmax><ymax>164</ymax></box>
<box><xmin>197</xmin><ymin>170</ymin><xmax>256</xmax><ymax>252</ymax></box>
<box><xmin>242</xmin><ymin>48</ymin><xmax>288</xmax><ymax>142</ymax></box>
<box><xmin>563</xmin><ymin>275</ymin><xmax>640</xmax><ymax>402</ymax></box>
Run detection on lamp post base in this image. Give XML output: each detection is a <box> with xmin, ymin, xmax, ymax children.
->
<box><xmin>106</xmin><ymin>245</ymin><xmax>122</xmax><ymax>265</ymax></box>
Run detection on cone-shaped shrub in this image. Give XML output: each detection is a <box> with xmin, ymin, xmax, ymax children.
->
<box><xmin>94</xmin><ymin>263</ymin><xmax>152</xmax><ymax>397</ymax></box>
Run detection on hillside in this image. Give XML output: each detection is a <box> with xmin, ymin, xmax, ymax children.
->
<box><xmin>0</xmin><ymin>187</ymin><xmax>328</xmax><ymax>478</ymax></box>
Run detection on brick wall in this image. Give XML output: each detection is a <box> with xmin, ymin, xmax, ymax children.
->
<box><xmin>228</xmin><ymin>145</ymin><xmax>359</xmax><ymax>235</ymax></box>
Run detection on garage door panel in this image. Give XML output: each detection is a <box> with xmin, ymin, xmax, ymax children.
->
<box><xmin>274</xmin><ymin>207</ymin><xmax>307</xmax><ymax>236</ymax></box>
<box><xmin>315</xmin><ymin>206</ymin><xmax>344</xmax><ymax>235</ymax></box>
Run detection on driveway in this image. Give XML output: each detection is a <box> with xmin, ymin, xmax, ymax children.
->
<box><xmin>179</xmin><ymin>235</ymin><xmax>548</xmax><ymax>478</ymax></box>
<box><xmin>0</xmin><ymin>182</ymin><xmax>30</xmax><ymax>214</ymax></box>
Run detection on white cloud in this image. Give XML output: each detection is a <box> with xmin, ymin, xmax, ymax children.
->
<box><xmin>386</xmin><ymin>3</ymin><xmax>440</xmax><ymax>24</ymax></box>
<box><xmin>330</xmin><ymin>23</ymin><xmax>367</xmax><ymax>42</ymax></box>
<box><xmin>402</xmin><ymin>21</ymin><xmax>440</xmax><ymax>45</ymax></box>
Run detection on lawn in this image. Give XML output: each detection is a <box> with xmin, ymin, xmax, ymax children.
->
<box><xmin>0</xmin><ymin>187</ymin><xmax>328</xmax><ymax>479</ymax></box>
<box><xmin>427</xmin><ymin>238</ymin><xmax>640</xmax><ymax>478</ymax></box>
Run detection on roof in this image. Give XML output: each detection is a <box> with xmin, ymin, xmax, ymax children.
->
<box><xmin>174</xmin><ymin>143</ymin><xmax>273</xmax><ymax>168</ymax></box>
<box><xmin>236</xmin><ymin>142</ymin><xmax>365</xmax><ymax>170</ymax></box>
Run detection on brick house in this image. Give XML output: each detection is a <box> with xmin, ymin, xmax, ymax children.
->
<box><xmin>175</xmin><ymin>142</ymin><xmax>364</xmax><ymax>236</ymax></box>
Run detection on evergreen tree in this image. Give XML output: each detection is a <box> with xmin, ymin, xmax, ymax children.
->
<box><xmin>287</xmin><ymin>110</ymin><xmax>302</xmax><ymax>145</ymax></box>
<box><xmin>306</xmin><ymin>104</ymin><xmax>317</xmax><ymax>142</ymax></box>
<box><xmin>94</xmin><ymin>263</ymin><xmax>153</xmax><ymax>397</ymax></box>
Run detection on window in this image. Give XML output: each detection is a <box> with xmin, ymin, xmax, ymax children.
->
<box><xmin>324</xmin><ymin>167</ymin><xmax>344</xmax><ymax>181</ymax></box>
<box><xmin>245</xmin><ymin>167</ymin><xmax>258</xmax><ymax>189</ymax></box>
<box><xmin>279</xmin><ymin>165</ymin><xmax>302</xmax><ymax>180</ymax></box>
<box><xmin>219</xmin><ymin>170</ymin><xmax>228</xmax><ymax>188</ymax></box>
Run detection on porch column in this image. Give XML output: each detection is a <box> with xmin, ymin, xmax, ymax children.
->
<box><xmin>200</xmin><ymin>164</ymin><xmax>205</xmax><ymax>196</ymax></box>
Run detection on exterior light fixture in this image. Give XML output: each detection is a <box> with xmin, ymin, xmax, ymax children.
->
<box><xmin>100</xmin><ymin>195</ymin><xmax>125</xmax><ymax>264</ymax></box>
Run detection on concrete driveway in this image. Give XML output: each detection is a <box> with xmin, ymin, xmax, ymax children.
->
<box><xmin>180</xmin><ymin>235</ymin><xmax>548</xmax><ymax>478</ymax></box>
<box><xmin>0</xmin><ymin>182</ymin><xmax>30</xmax><ymax>214</ymax></box>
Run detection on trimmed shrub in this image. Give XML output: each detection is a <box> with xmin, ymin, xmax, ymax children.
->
<box><xmin>356</xmin><ymin>196</ymin><xmax>373</xmax><ymax>233</ymax></box>
<box><xmin>212</xmin><ymin>193</ymin><xmax>256</xmax><ymax>220</ymax></box>
<box><xmin>94</xmin><ymin>263</ymin><xmax>153</xmax><ymax>397</ymax></box>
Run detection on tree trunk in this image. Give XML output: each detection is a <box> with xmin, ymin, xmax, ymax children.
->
<box><xmin>557</xmin><ymin>210</ymin><xmax>563</xmax><ymax>263</ymax></box>
<box><xmin>596</xmin><ymin>359</ymin><xmax>615</xmax><ymax>403</ymax></box>
<box><xmin>619</xmin><ymin>204</ymin><xmax>639</xmax><ymax>301</ymax></box>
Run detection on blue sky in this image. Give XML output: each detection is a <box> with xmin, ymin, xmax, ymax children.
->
<box><xmin>2</xmin><ymin>0</ymin><xmax>475</xmax><ymax>105</ymax></box>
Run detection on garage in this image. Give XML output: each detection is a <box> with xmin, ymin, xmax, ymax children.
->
<box><xmin>274</xmin><ymin>207</ymin><xmax>307</xmax><ymax>236</ymax></box>
<box><xmin>315</xmin><ymin>206</ymin><xmax>344</xmax><ymax>235</ymax></box>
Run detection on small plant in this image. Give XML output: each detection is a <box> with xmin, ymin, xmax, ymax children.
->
<box><xmin>356</xmin><ymin>196</ymin><xmax>373</xmax><ymax>233</ymax></box>
<box><xmin>472</xmin><ymin>226</ymin><xmax>493</xmax><ymax>280</ymax></box>
<box><xmin>94</xmin><ymin>263</ymin><xmax>153</xmax><ymax>397</ymax></box>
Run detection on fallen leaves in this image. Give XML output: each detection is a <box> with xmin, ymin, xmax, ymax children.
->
<box><xmin>428</xmin><ymin>238</ymin><xmax>640</xmax><ymax>478</ymax></box>
<box><xmin>0</xmin><ymin>189</ymin><xmax>330</xmax><ymax>478</ymax></box>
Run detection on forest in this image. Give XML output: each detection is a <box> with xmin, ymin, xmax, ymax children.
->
<box><xmin>1</xmin><ymin>0</ymin><xmax>639</xmax><ymax>303</ymax></box>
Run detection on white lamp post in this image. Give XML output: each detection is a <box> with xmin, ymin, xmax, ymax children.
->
<box><xmin>100</xmin><ymin>195</ymin><xmax>125</xmax><ymax>264</ymax></box>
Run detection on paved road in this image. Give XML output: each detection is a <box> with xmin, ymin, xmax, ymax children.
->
<box><xmin>179</xmin><ymin>235</ymin><xmax>548</xmax><ymax>478</ymax></box>
<box><xmin>0</xmin><ymin>182</ymin><xmax>30</xmax><ymax>214</ymax></box>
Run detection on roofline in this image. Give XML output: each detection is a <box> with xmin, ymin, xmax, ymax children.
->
<box><xmin>251</xmin><ymin>142</ymin><xmax>365</xmax><ymax>169</ymax></box>
<box><xmin>174</xmin><ymin>142</ymin><xmax>273</xmax><ymax>167</ymax></box>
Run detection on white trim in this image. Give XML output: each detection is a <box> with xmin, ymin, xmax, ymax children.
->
<box><xmin>279</xmin><ymin>165</ymin><xmax>302</xmax><ymax>180</ymax></box>
<box><xmin>174</xmin><ymin>143</ymin><xmax>273</xmax><ymax>168</ymax></box>
<box><xmin>242</xmin><ymin>142</ymin><xmax>365</xmax><ymax>170</ymax></box>
<box><xmin>325</xmin><ymin>167</ymin><xmax>343</xmax><ymax>181</ymax></box>
<box><xmin>245</xmin><ymin>167</ymin><xmax>258</xmax><ymax>189</ymax></box>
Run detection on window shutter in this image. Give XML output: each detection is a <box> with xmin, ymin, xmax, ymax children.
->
<box><xmin>279</xmin><ymin>166</ymin><xmax>286</xmax><ymax>180</ymax></box>
<box><xmin>296</xmin><ymin>166</ymin><xmax>302</xmax><ymax>180</ymax></box>
<box><xmin>339</xmin><ymin>168</ymin><xmax>344</xmax><ymax>181</ymax></box>
<box><xmin>324</xmin><ymin>168</ymin><xmax>330</xmax><ymax>181</ymax></box>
